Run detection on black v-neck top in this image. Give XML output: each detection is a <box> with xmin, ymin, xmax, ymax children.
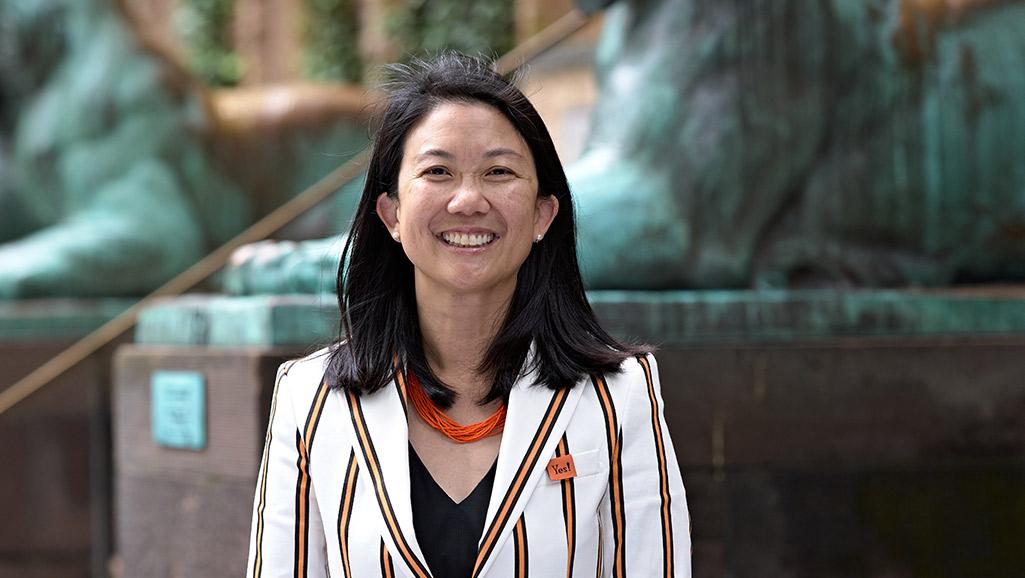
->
<box><xmin>409</xmin><ymin>444</ymin><xmax>497</xmax><ymax>578</ymax></box>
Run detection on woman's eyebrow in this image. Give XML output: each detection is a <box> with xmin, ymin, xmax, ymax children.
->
<box><xmin>415</xmin><ymin>148</ymin><xmax>525</xmax><ymax>161</ymax></box>
<box><xmin>415</xmin><ymin>148</ymin><xmax>455</xmax><ymax>161</ymax></box>
<box><xmin>484</xmin><ymin>148</ymin><xmax>525</xmax><ymax>159</ymax></box>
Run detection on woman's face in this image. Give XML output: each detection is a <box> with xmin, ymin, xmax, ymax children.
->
<box><xmin>377</xmin><ymin>101</ymin><xmax>558</xmax><ymax>298</ymax></box>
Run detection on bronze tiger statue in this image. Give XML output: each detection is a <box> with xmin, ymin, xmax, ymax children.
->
<box><xmin>571</xmin><ymin>0</ymin><xmax>1025</xmax><ymax>288</ymax></box>
<box><xmin>228</xmin><ymin>0</ymin><xmax>1025</xmax><ymax>293</ymax></box>
<box><xmin>0</xmin><ymin>0</ymin><xmax>367</xmax><ymax>299</ymax></box>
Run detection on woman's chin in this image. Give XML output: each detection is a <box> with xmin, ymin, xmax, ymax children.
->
<box><xmin>418</xmin><ymin>269</ymin><xmax>516</xmax><ymax>299</ymax></box>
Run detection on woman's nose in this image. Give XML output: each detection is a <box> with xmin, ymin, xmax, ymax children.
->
<box><xmin>447</xmin><ymin>178</ymin><xmax>490</xmax><ymax>215</ymax></box>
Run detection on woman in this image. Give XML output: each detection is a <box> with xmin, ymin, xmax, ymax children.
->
<box><xmin>246</xmin><ymin>52</ymin><xmax>690</xmax><ymax>578</ymax></box>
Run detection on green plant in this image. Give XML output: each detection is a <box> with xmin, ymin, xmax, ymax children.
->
<box><xmin>388</xmin><ymin>0</ymin><xmax>515</xmax><ymax>60</ymax></box>
<box><xmin>304</xmin><ymin>0</ymin><xmax>363</xmax><ymax>82</ymax></box>
<box><xmin>175</xmin><ymin>0</ymin><xmax>242</xmax><ymax>86</ymax></box>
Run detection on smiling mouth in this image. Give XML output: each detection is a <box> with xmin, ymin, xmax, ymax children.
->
<box><xmin>439</xmin><ymin>231</ymin><xmax>498</xmax><ymax>248</ymax></box>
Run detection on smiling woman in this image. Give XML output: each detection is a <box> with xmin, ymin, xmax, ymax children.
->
<box><xmin>246</xmin><ymin>53</ymin><xmax>692</xmax><ymax>578</ymax></box>
<box><xmin>377</xmin><ymin>101</ymin><xmax>557</xmax><ymax>300</ymax></box>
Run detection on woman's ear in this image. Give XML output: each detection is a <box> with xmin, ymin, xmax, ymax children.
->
<box><xmin>534</xmin><ymin>194</ymin><xmax>559</xmax><ymax>239</ymax></box>
<box><xmin>376</xmin><ymin>193</ymin><xmax>401</xmax><ymax>242</ymax></box>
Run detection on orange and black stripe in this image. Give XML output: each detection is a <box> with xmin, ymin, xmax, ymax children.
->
<box><xmin>253</xmin><ymin>363</ymin><xmax>291</xmax><ymax>578</ymax></box>
<box><xmin>556</xmin><ymin>435</ymin><xmax>576</xmax><ymax>577</ymax></box>
<box><xmin>593</xmin><ymin>374</ymin><xmax>626</xmax><ymax>578</ymax></box>
<box><xmin>513</xmin><ymin>515</ymin><xmax>529</xmax><ymax>578</ymax></box>
<box><xmin>293</xmin><ymin>433</ymin><xmax>310</xmax><ymax>578</ymax></box>
<box><xmin>337</xmin><ymin>450</ymin><xmax>359</xmax><ymax>578</ymax></box>
<box><xmin>393</xmin><ymin>360</ymin><xmax>409</xmax><ymax>416</ymax></box>
<box><xmin>472</xmin><ymin>388</ymin><xmax>570</xmax><ymax>578</ymax></box>
<box><xmin>380</xmin><ymin>538</ymin><xmax>395</xmax><ymax>578</ymax></box>
<box><xmin>294</xmin><ymin>380</ymin><xmax>331</xmax><ymax>578</ymax></box>
<box><xmin>346</xmin><ymin>390</ymin><xmax>433</xmax><ymax>578</ymax></box>
<box><xmin>637</xmin><ymin>355</ymin><xmax>675</xmax><ymax>577</ymax></box>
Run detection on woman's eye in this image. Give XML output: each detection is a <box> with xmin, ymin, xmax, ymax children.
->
<box><xmin>421</xmin><ymin>167</ymin><xmax>450</xmax><ymax>178</ymax></box>
<box><xmin>487</xmin><ymin>167</ymin><xmax>515</xmax><ymax>177</ymax></box>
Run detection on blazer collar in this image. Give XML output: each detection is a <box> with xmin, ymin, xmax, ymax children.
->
<box><xmin>472</xmin><ymin>363</ymin><xmax>585</xmax><ymax>578</ymax></box>
<box><xmin>339</xmin><ymin>373</ymin><xmax>430</xmax><ymax>578</ymax></box>
<box><xmin>340</xmin><ymin>351</ymin><xmax>585</xmax><ymax>578</ymax></box>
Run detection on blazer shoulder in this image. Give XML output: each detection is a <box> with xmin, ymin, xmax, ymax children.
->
<box><xmin>603</xmin><ymin>352</ymin><xmax>659</xmax><ymax>393</ymax></box>
<box><xmin>586</xmin><ymin>352</ymin><xmax>658</xmax><ymax>416</ymax></box>
<box><xmin>275</xmin><ymin>346</ymin><xmax>333</xmax><ymax>409</ymax></box>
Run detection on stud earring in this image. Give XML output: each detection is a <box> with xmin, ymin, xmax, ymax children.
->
<box><xmin>392</xmin><ymin>230</ymin><xmax>400</xmax><ymax>242</ymax></box>
<box><xmin>535</xmin><ymin>234</ymin><xmax>543</xmax><ymax>243</ymax></box>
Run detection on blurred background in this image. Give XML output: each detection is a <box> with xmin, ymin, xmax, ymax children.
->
<box><xmin>2</xmin><ymin>0</ymin><xmax>1025</xmax><ymax>576</ymax></box>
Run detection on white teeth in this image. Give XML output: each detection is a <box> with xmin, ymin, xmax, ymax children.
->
<box><xmin>441</xmin><ymin>232</ymin><xmax>495</xmax><ymax>247</ymax></box>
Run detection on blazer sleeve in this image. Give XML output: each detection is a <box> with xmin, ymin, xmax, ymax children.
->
<box><xmin>246</xmin><ymin>362</ymin><xmax>329</xmax><ymax>578</ymax></box>
<box><xmin>599</xmin><ymin>353</ymin><xmax>692</xmax><ymax>577</ymax></box>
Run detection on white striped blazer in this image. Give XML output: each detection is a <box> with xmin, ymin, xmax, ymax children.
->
<box><xmin>246</xmin><ymin>348</ymin><xmax>691</xmax><ymax>578</ymax></box>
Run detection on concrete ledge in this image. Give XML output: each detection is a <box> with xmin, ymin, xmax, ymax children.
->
<box><xmin>134</xmin><ymin>288</ymin><xmax>1025</xmax><ymax>346</ymax></box>
<box><xmin>135</xmin><ymin>295</ymin><xmax>339</xmax><ymax>347</ymax></box>
<box><xmin>8</xmin><ymin>288</ymin><xmax>1025</xmax><ymax>347</ymax></box>
<box><xmin>592</xmin><ymin>287</ymin><xmax>1025</xmax><ymax>342</ymax></box>
<box><xmin>0</xmin><ymin>299</ymin><xmax>133</xmax><ymax>341</ymax></box>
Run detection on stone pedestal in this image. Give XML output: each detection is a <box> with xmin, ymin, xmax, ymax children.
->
<box><xmin>0</xmin><ymin>299</ymin><xmax>131</xmax><ymax>578</ymax></box>
<box><xmin>112</xmin><ymin>346</ymin><xmax>297</xmax><ymax>577</ymax></box>
<box><xmin>657</xmin><ymin>337</ymin><xmax>1025</xmax><ymax>578</ymax></box>
<box><xmin>116</xmin><ymin>290</ymin><xmax>1025</xmax><ymax>577</ymax></box>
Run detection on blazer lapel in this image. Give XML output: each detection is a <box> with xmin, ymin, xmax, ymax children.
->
<box><xmin>471</xmin><ymin>369</ymin><xmax>586</xmax><ymax>578</ymax></box>
<box><xmin>339</xmin><ymin>374</ymin><xmax>433</xmax><ymax>578</ymax></box>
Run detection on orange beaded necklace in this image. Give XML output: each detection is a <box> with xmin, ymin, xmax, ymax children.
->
<box><xmin>406</xmin><ymin>370</ymin><xmax>506</xmax><ymax>444</ymax></box>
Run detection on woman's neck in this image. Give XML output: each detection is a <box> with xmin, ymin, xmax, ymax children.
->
<box><xmin>414</xmin><ymin>278</ymin><xmax>514</xmax><ymax>404</ymax></box>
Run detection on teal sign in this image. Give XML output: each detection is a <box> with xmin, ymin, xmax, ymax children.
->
<box><xmin>151</xmin><ymin>371</ymin><xmax>206</xmax><ymax>451</ymax></box>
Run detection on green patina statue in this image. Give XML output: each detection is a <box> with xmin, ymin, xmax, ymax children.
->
<box><xmin>0</xmin><ymin>0</ymin><xmax>367</xmax><ymax>299</ymax></box>
<box><xmin>0</xmin><ymin>0</ymin><xmax>248</xmax><ymax>298</ymax></box>
<box><xmin>571</xmin><ymin>0</ymin><xmax>1025</xmax><ymax>288</ymax></box>
<box><xmin>227</xmin><ymin>0</ymin><xmax>1025</xmax><ymax>293</ymax></box>
<box><xmin>4</xmin><ymin>0</ymin><xmax>1023</xmax><ymax>297</ymax></box>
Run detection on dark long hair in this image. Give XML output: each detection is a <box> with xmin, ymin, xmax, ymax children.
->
<box><xmin>326</xmin><ymin>52</ymin><xmax>643</xmax><ymax>407</ymax></box>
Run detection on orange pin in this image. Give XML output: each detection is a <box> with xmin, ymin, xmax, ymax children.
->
<box><xmin>546</xmin><ymin>455</ymin><xmax>577</xmax><ymax>481</ymax></box>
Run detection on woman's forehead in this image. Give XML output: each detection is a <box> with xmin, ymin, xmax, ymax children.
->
<box><xmin>402</xmin><ymin>102</ymin><xmax>530</xmax><ymax>161</ymax></box>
